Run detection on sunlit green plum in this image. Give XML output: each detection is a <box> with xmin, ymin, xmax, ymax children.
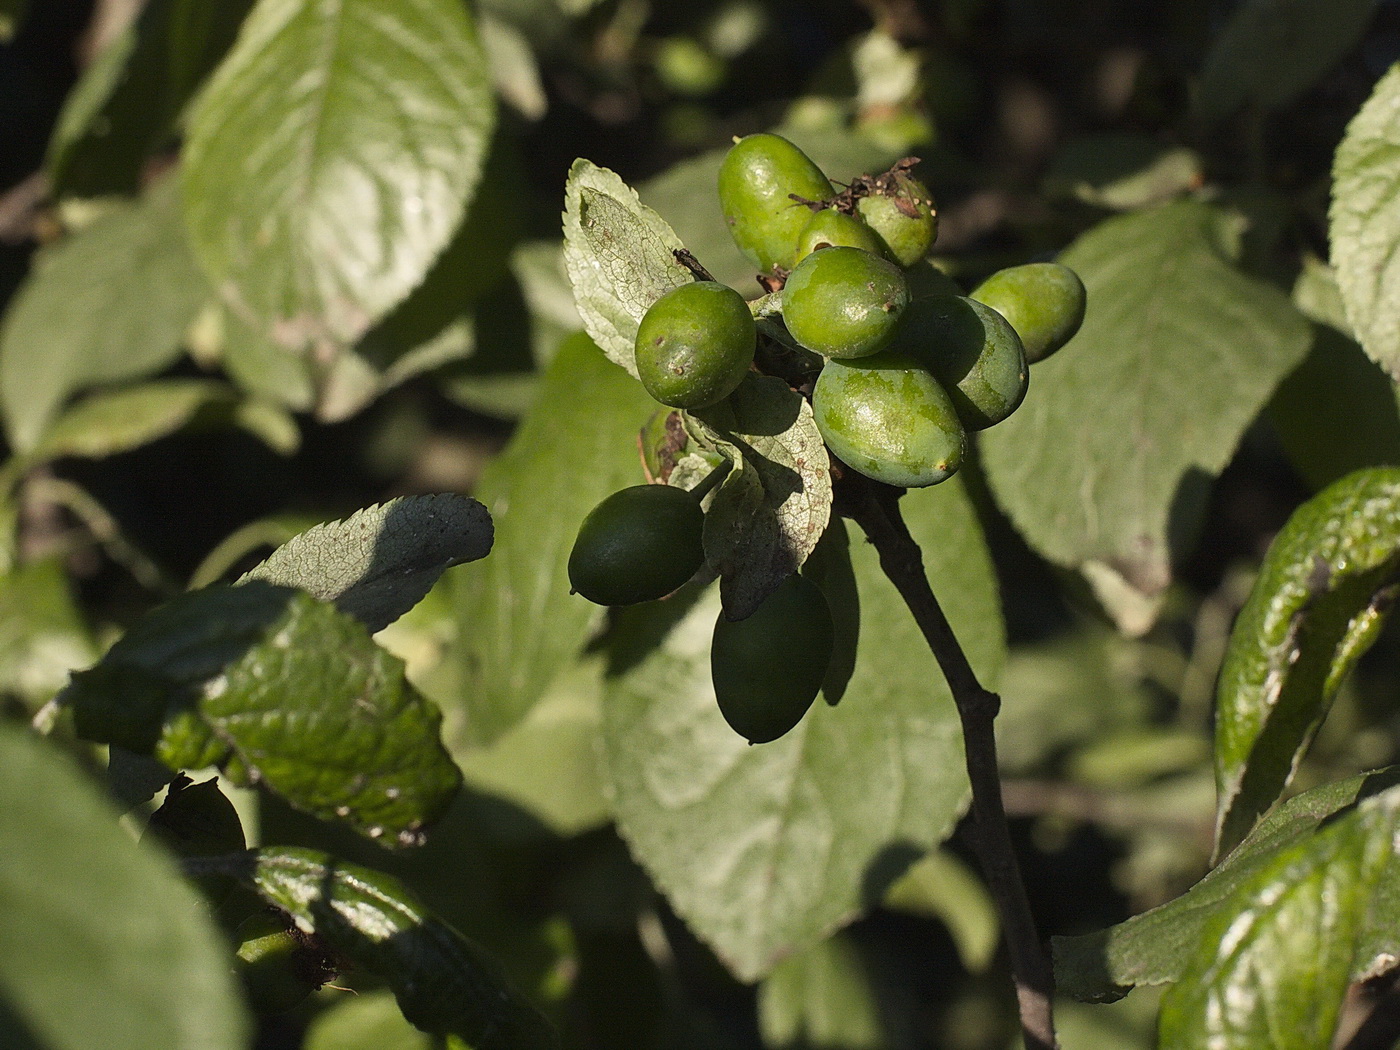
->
<box><xmin>893</xmin><ymin>295</ymin><xmax>1028</xmax><ymax>431</ymax></box>
<box><xmin>782</xmin><ymin>246</ymin><xmax>909</xmax><ymax>359</ymax></box>
<box><xmin>711</xmin><ymin>573</ymin><xmax>834</xmax><ymax>744</ymax></box>
<box><xmin>568</xmin><ymin>485</ymin><xmax>705</xmax><ymax>606</ymax></box>
<box><xmin>235</xmin><ymin>911</ymin><xmax>333</xmax><ymax>1014</ymax></box>
<box><xmin>718</xmin><ymin>133</ymin><xmax>834</xmax><ymax>274</ymax></box>
<box><xmin>635</xmin><ymin>281</ymin><xmax>755</xmax><ymax>409</ymax></box>
<box><xmin>856</xmin><ymin>171</ymin><xmax>938</xmax><ymax>266</ymax></box>
<box><xmin>812</xmin><ymin>349</ymin><xmax>965</xmax><ymax>487</ymax></box>
<box><xmin>794</xmin><ymin>208</ymin><xmax>888</xmax><ymax>263</ymax></box>
<box><xmin>970</xmin><ymin>262</ymin><xmax>1086</xmax><ymax>363</ymax></box>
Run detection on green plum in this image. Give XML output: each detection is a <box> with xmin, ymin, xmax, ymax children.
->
<box><xmin>811</xmin><ymin>348</ymin><xmax>965</xmax><ymax>487</ymax></box>
<box><xmin>711</xmin><ymin>573</ymin><xmax>834</xmax><ymax>743</ymax></box>
<box><xmin>794</xmin><ymin>208</ymin><xmax>888</xmax><ymax>263</ymax></box>
<box><xmin>568</xmin><ymin>485</ymin><xmax>705</xmax><ymax>606</ymax></box>
<box><xmin>635</xmin><ymin>281</ymin><xmax>755</xmax><ymax>409</ymax></box>
<box><xmin>856</xmin><ymin>170</ymin><xmax>938</xmax><ymax>266</ymax></box>
<box><xmin>718</xmin><ymin>133</ymin><xmax>834</xmax><ymax>274</ymax></box>
<box><xmin>234</xmin><ymin>911</ymin><xmax>335</xmax><ymax>1014</ymax></box>
<box><xmin>893</xmin><ymin>295</ymin><xmax>1028</xmax><ymax>431</ymax></box>
<box><xmin>970</xmin><ymin>262</ymin><xmax>1086</xmax><ymax>363</ymax></box>
<box><xmin>782</xmin><ymin>246</ymin><xmax>910</xmax><ymax>359</ymax></box>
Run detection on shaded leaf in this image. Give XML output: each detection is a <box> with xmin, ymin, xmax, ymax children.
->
<box><xmin>0</xmin><ymin>0</ymin><xmax>25</xmax><ymax>42</ymax></box>
<box><xmin>561</xmin><ymin>159</ymin><xmax>693</xmax><ymax>377</ymax></box>
<box><xmin>980</xmin><ymin>201</ymin><xmax>1312</xmax><ymax>635</ymax></box>
<box><xmin>1054</xmin><ymin>767</ymin><xmax>1400</xmax><ymax>1002</ymax></box>
<box><xmin>0</xmin><ymin>722</ymin><xmax>250</xmax><ymax>1050</ymax></box>
<box><xmin>304</xmin><ymin>989</ymin><xmax>434</xmax><ymax>1050</ymax></box>
<box><xmin>182</xmin><ymin>0</ymin><xmax>495</xmax><ymax>351</ymax></box>
<box><xmin>241</xmin><ymin>493</ymin><xmax>493</xmax><ymax>634</ymax></box>
<box><xmin>881</xmin><ymin>850</ymin><xmax>1000</xmax><ymax>974</ymax></box>
<box><xmin>218</xmin><ymin>846</ymin><xmax>558</xmax><ymax>1050</ymax></box>
<box><xmin>688</xmin><ymin>374</ymin><xmax>832</xmax><ymax>620</ymax></box>
<box><xmin>1332</xmin><ymin>62</ymin><xmax>1400</xmax><ymax>381</ymax></box>
<box><xmin>601</xmin><ymin>481</ymin><xmax>1003</xmax><ymax>981</ymax></box>
<box><xmin>1158</xmin><ymin>786</ymin><xmax>1400</xmax><ymax>1049</ymax></box>
<box><xmin>1214</xmin><ymin>467</ymin><xmax>1400</xmax><ymax>857</ymax></box>
<box><xmin>62</xmin><ymin>582</ymin><xmax>462</xmax><ymax>845</ymax></box>
<box><xmin>0</xmin><ymin>177</ymin><xmax>207</xmax><ymax>451</ymax></box>
<box><xmin>446</xmin><ymin>333</ymin><xmax>656</xmax><ymax>746</ymax></box>
<box><xmin>1042</xmin><ymin>133</ymin><xmax>1203</xmax><ymax>211</ymax></box>
<box><xmin>758</xmin><ymin>932</ymin><xmax>884</xmax><ymax>1050</ymax></box>
<box><xmin>0</xmin><ymin>556</ymin><xmax>96</xmax><ymax>710</ymax></box>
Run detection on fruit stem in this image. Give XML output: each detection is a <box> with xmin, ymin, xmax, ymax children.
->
<box><xmin>684</xmin><ymin>458</ymin><xmax>732</xmax><ymax>503</ymax></box>
<box><xmin>844</xmin><ymin>476</ymin><xmax>1058</xmax><ymax>1050</ymax></box>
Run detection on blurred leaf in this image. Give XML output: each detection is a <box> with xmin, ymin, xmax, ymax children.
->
<box><xmin>62</xmin><ymin>582</ymin><xmax>462</xmax><ymax>845</ymax></box>
<box><xmin>182</xmin><ymin>0</ymin><xmax>495</xmax><ymax>352</ymax></box>
<box><xmin>1043</xmin><ymin>133</ymin><xmax>1203</xmax><ymax>211</ymax></box>
<box><xmin>480</xmin><ymin>12</ymin><xmax>547</xmax><ymax>120</ymax></box>
<box><xmin>304</xmin><ymin>989</ymin><xmax>435</xmax><ymax>1050</ymax></box>
<box><xmin>1158</xmin><ymin>785</ymin><xmax>1400</xmax><ymax>1049</ymax></box>
<box><xmin>446</xmin><ymin>333</ymin><xmax>656</xmax><ymax>746</ymax></box>
<box><xmin>217</xmin><ymin>305</ymin><xmax>317</xmax><ymax>412</ymax></box>
<box><xmin>981</xmin><ymin>201</ymin><xmax>1311</xmax><ymax>635</ymax></box>
<box><xmin>222</xmin><ymin>847</ymin><xmax>558</xmax><ymax>1049</ymax></box>
<box><xmin>188</xmin><ymin>512</ymin><xmax>323</xmax><ymax>590</ymax></box>
<box><xmin>0</xmin><ymin>721</ymin><xmax>250</xmax><ymax>1050</ymax></box>
<box><xmin>601</xmin><ymin>481</ymin><xmax>1003</xmax><ymax>981</ymax></box>
<box><xmin>0</xmin><ymin>177</ymin><xmax>207</xmax><ymax>451</ymax></box>
<box><xmin>0</xmin><ymin>557</ymin><xmax>96</xmax><ymax>710</ymax></box>
<box><xmin>758</xmin><ymin>932</ymin><xmax>884</xmax><ymax>1050</ymax></box>
<box><xmin>1214</xmin><ymin>467</ymin><xmax>1400</xmax><ymax>858</ymax></box>
<box><xmin>241</xmin><ymin>493</ymin><xmax>493</xmax><ymax>634</ymax></box>
<box><xmin>47</xmin><ymin>0</ymin><xmax>255</xmax><ymax>197</ymax></box>
<box><xmin>882</xmin><ymin>850</ymin><xmax>1000</xmax><ymax>973</ymax></box>
<box><xmin>561</xmin><ymin>159</ymin><xmax>692</xmax><ymax>378</ymax></box>
<box><xmin>688</xmin><ymin>375</ymin><xmax>832</xmax><ymax>620</ymax></box>
<box><xmin>1332</xmin><ymin>61</ymin><xmax>1400</xmax><ymax>381</ymax></box>
<box><xmin>1054</xmin><ymin>766</ymin><xmax>1400</xmax><ymax>1002</ymax></box>
<box><xmin>1193</xmin><ymin>0</ymin><xmax>1377</xmax><ymax>128</ymax></box>
<box><xmin>0</xmin><ymin>0</ymin><xmax>25</xmax><ymax>41</ymax></box>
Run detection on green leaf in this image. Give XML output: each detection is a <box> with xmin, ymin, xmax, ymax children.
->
<box><xmin>47</xmin><ymin>0</ymin><xmax>256</xmax><ymax>198</ymax></box>
<box><xmin>1193</xmin><ymin>0</ymin><xmax>1377</xmax><ymax>129</ymax></box>
<box><xmin>446</xmin><ymin>333</ymin><xmax>657</xmax><ymax>746</ymax></box>
<box><xmin>1053</xmin><ymin>767</ymin><xmax>1400</xmax><ymax>1002</ymax></box>
<box><xmin>220</xmin><ymin>846</ymin><xmax>558</xmax><ymax>1049</ymax></box>
<box><xmin>304</xmin><ymin>989</ymin><xmax>435</xmax><ymax>1050</ymax></box>
<box><xmin>0</xmin><ymin>0</ymin><xmax>26</xmax><ymax>42</ymax></box>
<box><xmin>601</xmin><ymin>479</ymin><xmax>1003</xmax><ymax>981</ymax></box>
<box><xmin>1043</xmin><ymin>133</ymin><xmax>1204</xmax><ymax>211</ymax></box>
<box><xmin>0</xmin><ymin>722</ymin><xmax>250</xmax><ymax>1050</ymax></box>
<box><xmin>181</xmin><ymin>0</ymin><xmax>495</xmax><ymax>351</ymax></box>
<box><xmin>1213</xmin><ymin>467</ymin><xmax>1400</xmax><ymax>857</ymax></box>
<box><xmin>1158</xmin><ymin>785</ymin><xmax>1400</xmax><ymax>1049</ymax></box>
<box><xmin>980</xmin><ymin>201</ymin><xmax>1312</xmax><ymax>635</ymax></box>
<box><xmin>240</xmin><ymin>493</ymin><xmax>493</xmax><ymax>634</ymax></box>
<box><xmin>881</xmin><ymin>850</ymin><xmax>1000</xmax><ymax>974</ymax></box>
<box><xmin>758</xmin><ymin>932</ymin><xmax>885</xmax><ymax>1050</ymax></box>
<box><xmin>61</xmin><ymin>582</ymin><xmax>462</xmax><ymax>845</ymax></box>
<box><xmin>1332</xmin><ymin>62</ymin><xmax>1400</xmax><ymax>381</ymax></box>
<box><xmin>0</xmin><ymin>557</ymin><xmax>96</xmax><ymax>710</ymax></box>
<box><xmin>561</xmin><ymin>159</ymin><xmax>693</xmax><ymax>377</ymax></box>
<box><xmin>0</xmin><ymin>177</ymin><xmax>208</xmax><ymax>451</ymax></box>
<box><xmin>688</xmin><ymin>374</ymin><xmax>832</xmax><ymax>620</ymax></box>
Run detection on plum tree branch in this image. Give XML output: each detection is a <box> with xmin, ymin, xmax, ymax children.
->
<box><xmin>841</xmin><ymin>472</ymin><xmax>1058</xmax><ymax>1050</ymax></box>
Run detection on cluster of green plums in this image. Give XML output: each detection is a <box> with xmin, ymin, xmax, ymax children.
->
<box><xmin>569</xmin><ymin>133</ymin><xmax>1086</xmax><ymax>744</ymax></box>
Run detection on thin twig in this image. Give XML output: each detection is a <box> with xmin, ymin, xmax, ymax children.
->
<box><xmin>844</xmin><ymin>476</ymin><xmax>1058</xmax><ymax>1050</ymax></box>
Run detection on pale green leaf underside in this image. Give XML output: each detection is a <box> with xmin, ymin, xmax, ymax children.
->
<box><xmin>561</xmin><ymin>159</ymin><xmax>693</xmax><ymax>377</ymax></box>
<box><xmin>981</xmin><ymin>201</ymin><xmax>1311</xmax><ymax>635</ymax></box>
<box><xmin>241</xmin><ymin>493</ymin><xmax>493</xmax><ymax>634</ymax></box>
<box><xmin>182</xmin><ymin>0</ymin><xmax>495</xmax><ymax>350</ymax></box>
<box><xmin>602</xmin><ymin>479</ymin><xmax>1003</xmax><ymax>982</ymax></box>
<box><xmin>0</xmin><ymin>722</ymin><xmax>249</xmax><ymax>1050</ymax></box>
<box><xmin>1332</xmin><ymin>61</ymin><xmax>1400</xmax><ymax>381</ymax></box>
<box><xmin>758</xmin><ymin>933</ymin><xmax>885</xmax><ymax>1050</ymax></box>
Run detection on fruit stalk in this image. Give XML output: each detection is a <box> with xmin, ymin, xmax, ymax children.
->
<box><xmin>843</xmin><ymin>476</ymin><xmax>1058</xmax><ymax>1050</ymax></box>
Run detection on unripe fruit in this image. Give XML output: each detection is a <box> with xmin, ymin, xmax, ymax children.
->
<box><xmin>894</xmin><ymin>295</ymin><xmax>1028</xmax><ymax>431</ymax></box>
<box><xmin>856</xmin><ymin>172</ymin><xmax>938</xmax><ymax>266</ymax></box>
<box><xmin>970</xmin><ymin>262</ymin><xmax>1086</xmax><ymax>364</ymax></box>
<box><xmin>812</xmin><ymin>349</ymin><xmax>965</xmax><ymax>487</ymax></box>
<box><xmin>635</xmin><ymin>281</ymin><xmax>755</xmax><ymax>409</ymax></box>
<box><xmin>718</xmin><ymin>133</ymin><xmax>835</xmax><ymax>274</ymax></box>
<box><xmin>782</xmin><ymin>246</ymin><xmax>910</xmax><ymax>359</ymax></box>
<box><xmin>794</xmin><ymin>208</ymin><xmax>888</xmax><ymax>263</ymax></box>
<box><xmin>234</xmin><ymin>911</ymin><xmax>334</xmax><ymax>1014</ymax></box>
<box><xmin>568</xmin><ymin>485</ymin><xmax>705</xmax><ymax>606</ymax></box>
<box><xmin>711</xmin><ymin>573</ymin><xmax>834</xmax><ymax>743</ymax></box>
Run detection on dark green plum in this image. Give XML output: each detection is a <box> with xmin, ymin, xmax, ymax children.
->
<box><xmin>635</xmin><ymin>281</ymin><xmax>755</xmax><ymax>409</ymax></box>
<box><xmin>812</xmin><ymin>349</ymin><xmax>965</xmax><ymax>487</ymax></box>
<box><xmin>569</xmin><ymin>485</ymin><xmax>705</xmax><ymax>606</ymax></box>
<box><xmin>794</xmin><ymin>208</ymin><xmax>888</xmax><ymax>263</ymax></box>
<box><xmin>893</xmin><ymin>295</ymin><xmax>1028</xmax><ymax>431</ymax></box>
<box><xmin>970</xmin><ymin>262</ymin><xmax>1086</xmax><ymax>363</ymax></box>
<box><xmin>718</xmin><ymin>133</ymin><xmax>834</xmax><ymax>275</ymax></box>
<box><xmin>782</xmin><ymin>246</ymin><xmax>909</xmax><ymax>359</ymax></box>
<box><xmin>856</xmin><ymin>171</ymin><xmax>938</xmax><ymax>266</ymax></box>
<box><xmin>711</xmin><ymin>573</ymin><xmax>834</xmax><ymax>743</ymax></box>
